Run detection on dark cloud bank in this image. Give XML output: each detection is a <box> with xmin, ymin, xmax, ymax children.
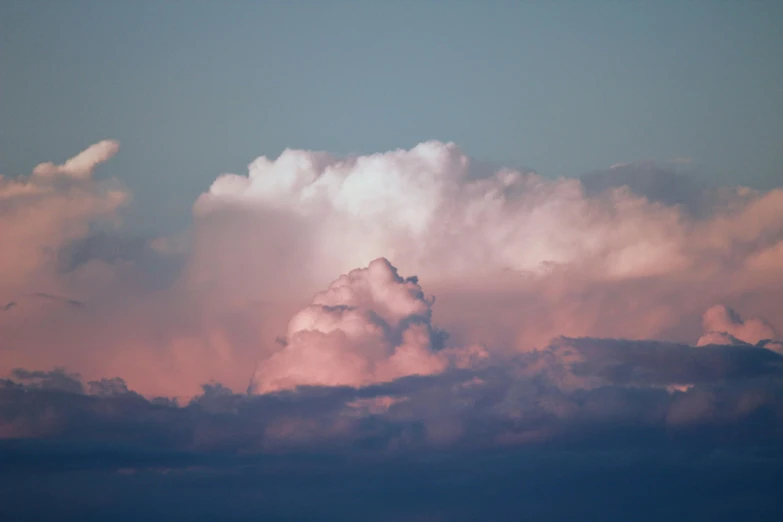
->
<box><xmin>3</xmin><ymin>336</ymin><xmax>783</xmax><ymax>521</ymax></box>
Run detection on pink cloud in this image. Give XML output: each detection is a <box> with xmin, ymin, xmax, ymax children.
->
<box><xmin>253</xmin><ymin>258</ymin><xmax>453</xmax><ymax>392</ymax></box>
<box><xmin>31</xmin><ymin>140</ymin><xmax>120</xmax><ymax>179</ymax></box>
<box><xmin>696</xmin><ymin>304</ymin><xmax>779</xmax><ymax>348</ymax></box>
<box><xmin>0</xmin><ymin>141</ymin><xmax>128</xmax><ymax>298</ymax></box>
<box><xmin>3</xmin><ymin>140</ymin><xmax>783</xmax><ymax>400</ymax></box>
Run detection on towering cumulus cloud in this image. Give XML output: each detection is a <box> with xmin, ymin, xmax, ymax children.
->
<box><xmin>254</xmin><ymin>258</ymin><xmax>485</xmax><ymax>392</ymax></box>
<box><xmin>199</xmin><ymin>141</ymin><xmax>783</xmax><ymax>283</ymax></box>
<box><xmin>194</xmin><ymin>141</ymin><xmax>783</xmax><ymax>353</ymax></box>
<box><xmin>196</xmin><ymin>141</ymin><xmax>689</xmax><ymax>285</ymax></box>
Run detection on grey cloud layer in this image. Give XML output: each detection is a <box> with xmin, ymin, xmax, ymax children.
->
<box><xmin>3</xmin><ymin>333</ymin><xmax>782</xmax><ymax>454</ymax></box>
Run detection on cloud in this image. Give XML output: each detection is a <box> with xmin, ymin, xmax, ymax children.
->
<box><xmin>87</xmin><ymin>377</ymin><xmax>135</xmax><ymax>398</ymax></box>
<box><xmin>196</xmin><ymin>142</ymin><xmax>695</xmax><ymax>286</ymax></box>
<box><xmin>697</xmin><ymin>305</ymin><xmax>779</xmax><ymax>348</ymax></box>
<box><xmin>544</xmin><ymin>336</ymin><xmax>783</xmax><ymax>390</ymax></box>
<box><xmin>0</xmin><ymin>142</ymin><xmax>220</xmax><ymax>399</ymax></box>
<box><xmin>8</xmin><ymin>368</ymin><xmax>84</xmax><ymax>394</ymax></box>
<box><xmin>4</xmin><ymin>321</ymin><xmax>783</xmax><ymax>519</ymax></box>
<box><xmin>3</xmin><ymin>139</ymin><xmax>783</xmax><ymax>403</ymax></box>
<box><xmin>196</xmin><ymin>142</ymin><xmax>783</xmax><ymax>289</ymax></box>
<box><xmin>31</xmin><ymin>140</ymin><xmax>120</xmax><ymax>179</ymax></box>
<box><xmin>253</xmin><ymin>258</ymin><xmax>483</xmax><ymax>392</ymax></box>
<box><xmin>0</xmin><ymin>140</ymin><xmax>128</xmax><ymax>299</ymax></box>
<box><xmin>582</xmin><ymin>160</ymin><xmax>706</xmax><ymax>213</ymax></box>
<box><xmin>3</xmin><ymin>333</ymin><xmax>783</xmax><ymax>452</ymax></box>
<box><xmin>192</xmin><ymin>142</ymin><xmax>783</xmax><ymax>357</ymax></box>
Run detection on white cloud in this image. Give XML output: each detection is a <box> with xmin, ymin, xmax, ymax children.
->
<box><xmin>196</xmin><ymin>141</ymin><xmax>691</xmax><ymax>287</ymax></box>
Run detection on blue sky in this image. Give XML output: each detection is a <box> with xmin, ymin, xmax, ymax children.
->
<box><xmin>2</xmin><ymin>0</ymin><xmax>782</xmax><ymax>231</ymax></box>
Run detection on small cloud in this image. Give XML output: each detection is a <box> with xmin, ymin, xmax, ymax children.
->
<box><xmin>697</xmin><ymin>305</ymin><xmax>778</xmax><ymax>347</ymax></box>
<box><xmin>87</xmin><ymin>377</ymin><xmax>132</xmax><ymax>397</ymax></box>
<box><xmin>10</xmin><ymin>367</ymin><xmax>84</xmax><ymax>394</ymax></box>
<box><xmin>32</xmin><ymin>140</ymin><xmax>120</xmax><ymax>179</ymax></box>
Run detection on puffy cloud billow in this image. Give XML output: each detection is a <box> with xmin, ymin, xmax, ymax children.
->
<box><xmin>196</xmin><ymin>142</ymin><xmax>692</xmax><ymax>284</ymax></box>
<box><xmin>2</xmin><ymin>140</ymin><xmax>783</xmax><ymax>469</ymax></box>
<box><xmin>254</xmin><ymin>258</ymin><xmax>474</xmax><ymax>392</ymax></box>
<box><xmin>197</xmin><ymin>141</ymin><xmax>783</xmax><ymax>286</ymax></box>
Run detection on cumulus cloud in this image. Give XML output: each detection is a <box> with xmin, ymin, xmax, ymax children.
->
<box><xmin>196</xmin><ymin>141</ymin><xmax>783</xmax><ymax>286</ymax></box>
<box><xmin>3</xmin><ymin>139</ymin><xmax>783</xmax><ymax>404</ymax></box>
<box><xmin>697</xmin><ymin>305</ymin><xmax>779</xmax><ymax>348</ymax></box>
<box><xmin>197</xmin><ymin>142</ymin><xmax>692</xmax><ymax>285</ymax></box>
<box><xmin>192</xmin><ymin>141</ymin><xmax>783</xmax><ymax>358</ymax></box>
<box><xmin>254</xmin><ymin>258</ymin><xmax>484</xmax><ymax>392</ymax></box>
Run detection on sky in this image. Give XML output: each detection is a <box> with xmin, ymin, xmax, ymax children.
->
<box><xmin>2</xmin><ymin>2</ymin><xmax>783</xmax><ymax>521</ymax></box>
<box><xmin>2</xmin><ymin>0</ymin><xmax>782</xmax><ymax>232</ymax></box>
